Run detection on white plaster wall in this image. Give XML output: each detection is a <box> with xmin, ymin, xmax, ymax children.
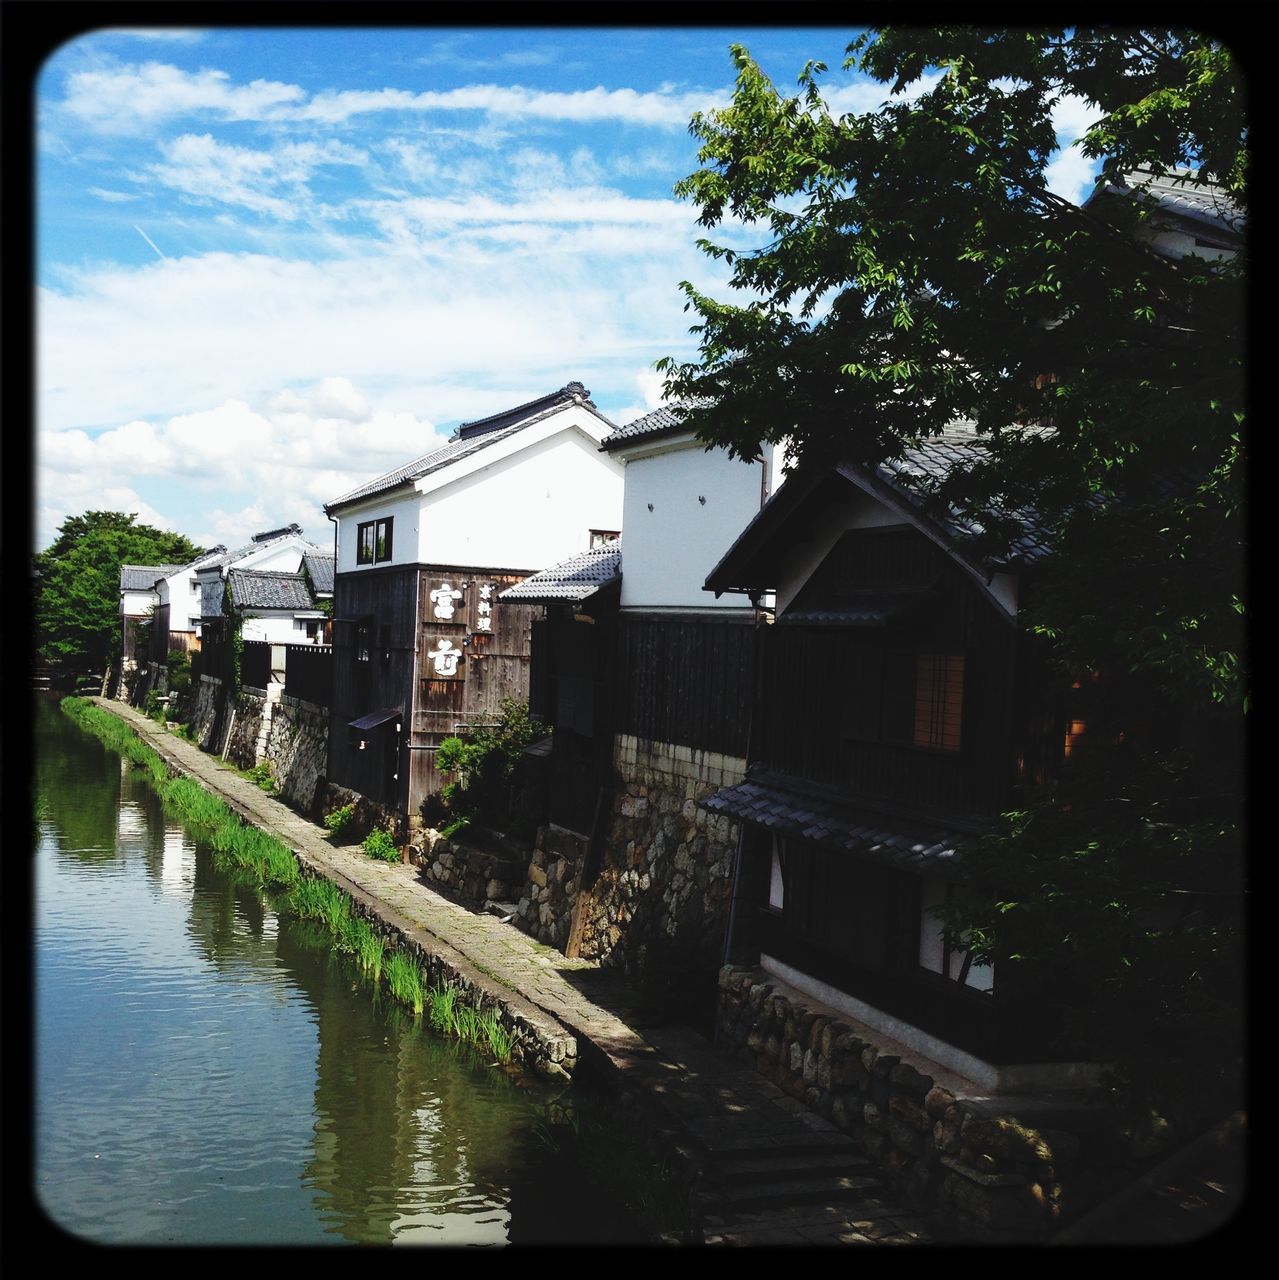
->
<box><xmin>333</xmin><ymin>490</ymin><xmax>422</xmax><ymax>574</ymax></box>
<box><xmin>418</xmin><ymin>429</ymin><xmax>624</xmax><ymax>570</ymax></box>
<box><xmin>235</xmin><ymin>538</ymin><xmax>316</xmax><ymax>574</ymax></box>
<box><xmin>240</xmin><ymin>613</ymin><xmax>318</xmax><ymax>644</ymax></box>
<box><xmin>158</xmin><ymin>569</ymin><xmax>205</xmax><ymax>632</ymax></box>
<box><xmin>620</xmin><ymin>439</ymin><xmax>772</xmax><ymax>610</ymax></box>
<box><xmin>120</xmin><ymin>586</ymin><xmax>158</xmax><ymax>619</ymax></box>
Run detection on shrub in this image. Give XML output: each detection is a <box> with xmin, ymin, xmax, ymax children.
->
<box><xmin>362</xmin><ymin>827</ymin><xmax>400</xmax><ymax>863</ymax></box>
<box><xmin>244</xmin><ymin>761</ymin><xmax>276</xmax><ymax>792</ymax></box>
<box><xmin>430</xmin><ymin>698</ymin><xmax>546</xmax><ymax>837</ymax></box>
<box><xmin>324</xmin><ymin>803</ymin><xmax>356</xmax><ymax>838</ymax></box>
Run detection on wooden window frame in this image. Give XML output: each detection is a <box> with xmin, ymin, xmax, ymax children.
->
<box><xmin>356</xmin><ymin>517</ymin><xmax>394</xmax><ymax>566</ymax></box>
<box><xmin>843</xmin><ymin>646</ymin><xmax>966</xmax><ymax>754</ymax></box>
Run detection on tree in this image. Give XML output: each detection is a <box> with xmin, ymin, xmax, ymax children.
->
<box><xmin>34</xmin><ymin>511</ymin><xmax>204</xmax><ymax>675</ymax></box>
<box><xmin>661</xmin><ymin>29</ymin><xmax>1246</xmax><ymax>1115</ymax></box>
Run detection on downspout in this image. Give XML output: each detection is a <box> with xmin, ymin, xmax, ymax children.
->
<box><xmin>325</xmin><ymin>509</ymin><xmax>338</xmax><ymax>799</ymax></box>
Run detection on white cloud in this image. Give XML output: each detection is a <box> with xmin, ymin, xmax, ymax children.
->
<box><xmin>56</xmin><ymin>62</ymin><xmax>723</xmax><ymax>132</ymax></box>
<box><xmin>148</xmin><ymin>133</ymin><xmax>368</xmax><ymax>219</ymax></box>
<box><xmin>1044</xmin><ymin>145</ymin><xmax>1098</xmax><ymax>204</ymax></box>
<box><xmin>35</xmin><ymin>380</ymin><xmax>450</xmax><ymax>549</ymax></box>
<box><xmin>1051</xmin><ymin>92</ymin><xmax>1101</xmax><ymax>145</ymax></box>
<box><xmin>89</xmin><ymin>187</ymin><xmax>138</xmax><ymax>203</ymax></box>
<box><xmin>61</xmin><ymin>62</ymin><xmax>306</xmax><ymax>133</ymax></box>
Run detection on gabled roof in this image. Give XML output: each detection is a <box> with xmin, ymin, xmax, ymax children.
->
<box><xmin>120</xmin><ymin>564</ymin><xmax>184</xmax><ymax>592</ymax></box>
<box><xmin>1086</xmin><ymin>168</ymin><xmax>1245</xmax><ymax>245</ymax></box>
<box><xmin>195</xmin><ymin>528</ymin><xmax>321</xmax><ymax>573</ymax></box>
<box><xmin>302</xmin><ymin>552</ymin><xmax>335</xmax><ymax>595</ymax></box>
<box><xmin>600</xmin><ymin>404</ymin><xmax>687</xmax><ymax>452</ymax></box>
<box><xmin>226</xmin><ymin>567</ymin><xmax>315</xmax><ymax>612</ymax></box>
<box><xmin>704</xmin><ymin>432</ymin><xmax>1050</xmax><ymax>602</ymax></box>
<box><xmin>699</xmin><ymin>768</ymin><xmax>974</xmax><ymax>874</ymax></box>
<box><xmin>498</xmin><ymin>543</ymin><xmax>622</xmax><ymax>604</ymax></box>
<box><xmin>325</xmin><ymin>381</ymin><xmax>616</xmax><ymax>513</ymax></box>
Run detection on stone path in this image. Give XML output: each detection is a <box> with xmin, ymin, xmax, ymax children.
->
<box><xmin>90</xmin><ymin>698</ymin><xmax>959</xmax><ymax>1245</ymax></box>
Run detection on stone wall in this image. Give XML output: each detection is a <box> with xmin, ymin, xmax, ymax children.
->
<box><xmin>574</xmin><ymin>734</ymin><xmax>745</xmax><ymax>995</ymax></box>
<box><xmin>411</xmin><ymin>828</ymin><xmax>528</xmax><ymax>910</ymax></box>
<box><xmin>189</xmin><ymin>674</ymin><xmax>226</xmax><ymax>751</ymax></box>
<box><xmin>715</xmin><ymin>964</ymin><xmax>1160</xmax><ymax>1241</ymax></box>
<box><xmin>513</xmin><ymin>825</ymin><xmax>588</xmax><ymax>950</ymax></box>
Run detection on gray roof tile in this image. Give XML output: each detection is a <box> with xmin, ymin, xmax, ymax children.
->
<box><xmin>498</xmin><ymin>543</ymin><xmax>622</xmax><ymax>603</ymax></box>
<box><xmin>699</xmin><ymin>769</ymin><xmax>976</xmax><ymax>874</ymax></box>
<box><xmin>601</xmin><ymin>404</ymin><xmax>686</xmax><ymax>451</ymax></box>
<box><xmin>119</xmin><ymin>564</ymin><xmax>183</xmax><ymax>591</ymax></box>
<box><xmin>226</xmin><ymin>568</ymin><xmax>315</xmax><ymax>611</ymax></box>
<box><xmin>302</xmin><ymin>552</ymin><xmax>335</xmax><ymax>594</ymax></box>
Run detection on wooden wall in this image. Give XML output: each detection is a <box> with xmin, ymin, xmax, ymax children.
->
<box><xmin>758</xmin><ymin>528</ymin><xmax>1022</xmax><ymax>822</ymax></box>
<box><xmin>614</xmin><ymin>613</ymin><xmax>755</xmax><ymax>758</ymax></box>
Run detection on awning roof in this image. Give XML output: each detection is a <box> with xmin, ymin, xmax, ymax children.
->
<box><xmin>699</xmin><ymin>769</ymin><xmax>978</xmax><ymax>874</ymax></box>
<box><xmin>348</xmin><ymin>706</ymin><xmax>402</xmax><ymax>731</ymax></box>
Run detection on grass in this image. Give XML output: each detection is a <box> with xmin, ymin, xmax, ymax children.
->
<box><xmin>386</xmin><ymin>950</ymin><xmax>426</xmax><ymax>1016</ymax></box>
<box><xmin>61</xmin><ymin>697</ymin><xmax>298</xmax><ymax>889</ymax></box>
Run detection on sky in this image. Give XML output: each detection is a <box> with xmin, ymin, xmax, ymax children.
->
<box><xmin>34</xmin><ymin>23</ymin><xmax>1101</xmax><ymax>555</ymax></box>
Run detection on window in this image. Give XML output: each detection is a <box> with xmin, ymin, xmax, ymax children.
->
<box><xmin>589</xmin><ymin>529</ymin><xmax>619</xmax><ymax>548</ymax></box>
<box><xmin>355</xmin><ymin>617</ymin><xmax>372</xmax><ymax>663</ymax></box>
<box><xmin>844</xmin><ymin>648</ymin><xmax>964</xmax><ymax>752</ymax></box>
<box><xmin>356</xmin><ymin>517</ymin><xmax>393</xmax><ymax>565</ymax></box>
<box><xmin>913</xmin><ymin>654</ymin><xmax>964</xmax><ymax>752</ymax></box>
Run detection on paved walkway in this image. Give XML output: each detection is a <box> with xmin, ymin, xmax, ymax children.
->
<box><xmin>90</xmin><ymin>698</ymin><xmax>955</xmax><ymax>1245</ymax></box>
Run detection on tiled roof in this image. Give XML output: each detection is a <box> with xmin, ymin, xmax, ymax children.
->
<box><xmin>873</xmin><ymin>433</ymin><xmax>1054</xmax><ymax>565</ymax></box>
<box><xmin>302</xmin><ymin>552</ymin><xmax>335</xmax><ymax>594</ymax></box>
<box><xmin>226</xmin><ymin>568</ymin><xmax>315</xmax><ymax>612</ymax></box>
<box><xmin>199</xmin><ymin>529</ymin><xmax>319</xmax><ymax>571</ymax></box>
<box><xmin>326</xmin><ymin>382</ymin><xmax>615</xmax><ymax>511</ymax></box>
<box><xmin>699</xmin><ymin>769</ymin><xmax>976</xmax><ymax>873</ymax></box>
<box><xmin>120</xmin><ymin>564</ymin><xmax>183</xmax><ymax>591</ymax></box>
<box><xmin>498</xmin><ymin>543</ymin><xmax>622</xmax><ymax>603</ymax></box>
<box><xmin>1093</xmin><ymin>169</ymin><xmax>1245</xmax><ymax>241</ymax></box>
<box><xmin>600</xmin><ymin>404</ymin><xmax>686</xmax><ymax>451</ymax></box>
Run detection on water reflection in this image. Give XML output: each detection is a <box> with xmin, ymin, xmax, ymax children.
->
<box><xmin>34</xmin><ymin>697</ymin><xmax>646</xmax><ymax>1246</ymax></box>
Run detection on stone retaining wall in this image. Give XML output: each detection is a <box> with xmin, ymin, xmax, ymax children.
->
<box><xmin>574</xmin><ymin>735</ymin><xmax>745</xmax><ymax>992</ymax></box>
<box><xmin>514</xmin><ymin>825</ymin><xmax>587</xmax><ymax>950</ymax></box>
<box><xmin>190</xmin><ymin>674</ymin><xmax>225</xmax><ymax>750</ymax></box>
<box><xmin>221</xmin><ymin>686</ymin><xmax>330</xmax><ymax>817</ymax></box>
<box><xmin>411</xmin><ymin>828</ymin><xmax>527</xmax><ymax>908</ymax></box>
<box><xmin>295</xmin><ymin>863</ymin><xmax>577</xmax><ymax>1080</ymax></box>
<box><xmin>715</xmin><ymin>964</ymin><xmax>1158</xmax><ymax>1240</ymax></box>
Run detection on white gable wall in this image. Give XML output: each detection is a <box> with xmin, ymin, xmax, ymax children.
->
<box><xmin>333</xmin><ymin>490</ymin><xmax>423</xmax><ymax>574</ymax></box>
<box><xmin>417</xmin><ymin>429</ymin><xmax>624</xmax><ymax>569</ymax></box>
<box><xmin>620</xmin><ymin>437</ymin><xmax>774</xmax><ymax>611</ymax></box>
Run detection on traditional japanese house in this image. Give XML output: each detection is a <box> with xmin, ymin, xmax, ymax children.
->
<box><xmin>501</xmin><ymin>405</ymin><xmax>783</xmax><ymax>983</ymax></box>
<box><xmin>321</xmin><ymin>381</ymin><xmax>624</xmax><ymax>829</ymax></box>
<box><xmin>119</xmin><ymin>561</ymin><xmax>184</xmax><ymax>678</ymax></box>
<box><xmin>698</xmin><ymin>430</ymin><xmax>1083</xmax><ymax>1086</ymax></box>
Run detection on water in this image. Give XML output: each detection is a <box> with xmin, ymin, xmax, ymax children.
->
<box><xmin>33</xmin><ymin>696</ymin><xmax>647</xmax><ymax>1246</ymax></box>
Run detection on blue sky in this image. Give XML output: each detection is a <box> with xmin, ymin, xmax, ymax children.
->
<box><xmin>35</xmin><ymin>24</ymin><xmax>1100</xmax><ymax>554</ymax></box>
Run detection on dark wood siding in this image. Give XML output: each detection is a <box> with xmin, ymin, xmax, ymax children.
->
<box><xmin>329</xmin><ymin>566</ymin><xmax>419</xmax><ymax>808</ymax></box>
<box><xmin>614</xmin><ymin>613</ymin><xmax>755</xmax><ymax>758</ymax></box>
<box><xmin>757</xmin><ymin>529</ymin><xmax>1020</xmax><ymax>822</ymax></box>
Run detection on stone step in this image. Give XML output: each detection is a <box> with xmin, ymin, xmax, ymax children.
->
<box><xmin>704</xmin><ymin>1173</ymin><xmax>883</xmax><ymax>1213</ymax></box>
<box><xmin>707</xmin><ymin>1149</ymin><xmax>875</xmax><ymax>1184</ymax></box>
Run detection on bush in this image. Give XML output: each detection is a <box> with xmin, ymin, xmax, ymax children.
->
<box><xmin>244</xmin><ymin>761</ymin><xmax>276</xmax><ymax>792</ymax></box>
<box><xmin>324</xmin><ymin>803</ymin><xmax>356</xmax><ymax>838</ymax></box>
<box><xmin>429</xmin><ymin>699</ymin><xmax>546</xmax><ymax>837</ymax></box>
<box><xmin>363</xmin><ymin>827</ymin><xmax>400</xmax><ymax>863</ymax></box>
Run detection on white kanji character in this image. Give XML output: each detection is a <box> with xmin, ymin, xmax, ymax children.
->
<box><xmin>430</xmin><ymin>581</ymin><xmax>463</xmax><ymax>620</ymax></box>
<box><xmin>475</xmin><ymin>615</ymin><xmax>492</xmax><ymax>632</ymax></box>
<box><xmin>429</xmin><ymin>638</ymin><xmax>462</xmax><ymax>676</ymax></box>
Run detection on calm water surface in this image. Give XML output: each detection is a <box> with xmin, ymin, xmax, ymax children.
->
<box><xmin>34</xmin><ymin>696</ymin><xmax>643</xmax><ymax>1246</ymax></box>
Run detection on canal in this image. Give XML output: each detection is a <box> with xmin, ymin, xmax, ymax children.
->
<box><xmin>33</xmin><ymin>695</ymin><xmax>655</xmax><ymax>1245</ymax></box>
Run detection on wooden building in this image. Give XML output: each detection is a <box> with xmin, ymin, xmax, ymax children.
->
<box><xmin>322</xmin><ymin>381</ymin><xmax>625</xmax><ymax>829</ymax></box>
<box><xmin>698</xmin><ymin>431</ymin><xmax>1092</xmax><ymax>1084</ymax></box>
